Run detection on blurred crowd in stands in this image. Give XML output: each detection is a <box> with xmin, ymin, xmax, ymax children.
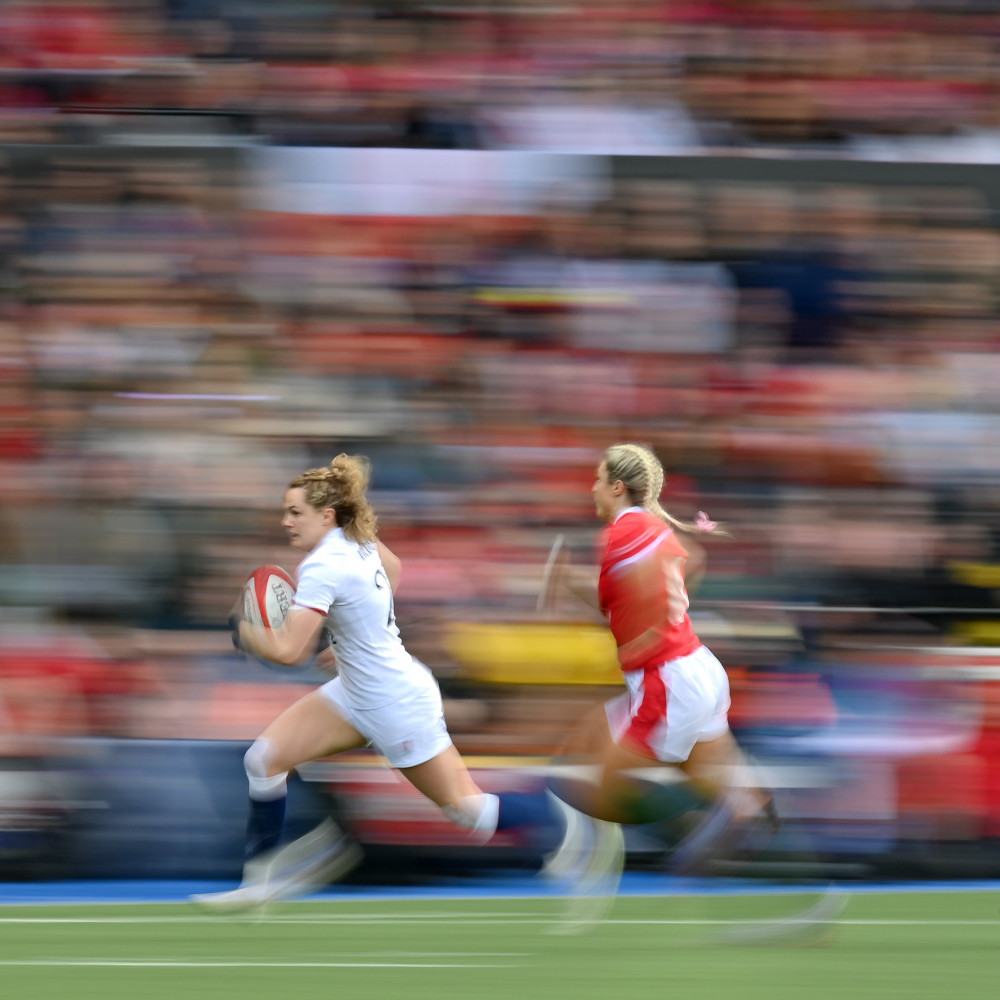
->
<box><xmin>2</xmin><ymin>146</ymin><xmax>998</xmax><ymax>640</ymax></box>
<box><xmin>0</xmin><ymin>1</ymin><xmax>999</xmax><ymax>158</ymax></box>
<box><xmin>0</xmin><ymin>0</ymin><xmax>998</xmax><ymax>754</ymax></box>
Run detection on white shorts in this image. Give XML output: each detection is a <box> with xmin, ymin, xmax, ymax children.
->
<box><xmin>605</xmin><ymin>644</ymin><xmax>731</xmax><ymax>763</ymax></box>
<box><xmin>318</xmin><ymin>672</ymin><xmax>452</xmax><ymax>769</ymax></box>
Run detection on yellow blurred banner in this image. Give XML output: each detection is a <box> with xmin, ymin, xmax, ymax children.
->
<box><xmin>949</xmin><ymin>561</ymin><xmax>1000</xmax><ymax>588</ymax></box>
<box><xmin>949</xmin><ymin>621</ymin><xmax>1000</xmax><ymax>646</ymax></box>
<box><xmin>443</xmin><ymin>622</ymin><xmax>622</xmax><ymax>686</ymax></box>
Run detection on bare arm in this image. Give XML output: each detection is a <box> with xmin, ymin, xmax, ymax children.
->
<box><xmin>313</xmin><ymin>641</ymin><xmax>338</xmax><ymax>674</ymax></box>
<box><xmin>236</xmin><ymin>538</ymin><xmax>399</xmax><ymax>667</ymax></box>
<box><xmin>536</xmin><ymin>537</ymin><xmax>603</xmax><ymax>615</ymax></box>
<box><xmin>376</xmin><ymin>539</ymin><xmax>402</xmax><ymax>593</ymax></box>
<box><xmin>563</xmin><ymin>565</ymin><xmax>602</xmax><ymax>612</ymax></box>
<box><xmin>679</xmin><ymin>533</ymin><xmax>707</xmax><ymax>597</ymax></box>
<box><xmin>236</xmin><ymin>605</ymin><xmax>326</xmax><ymax>667</ymax></box>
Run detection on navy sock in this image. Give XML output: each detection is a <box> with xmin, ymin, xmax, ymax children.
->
<box><xmin>245</xmin><ymin>795</ymin><xmax>286</xmax><ymax>861</ymax></box>
<box><xmin>496</xmin><ymin>790</ymin><xmax>560</xmax><ymax>831</ymax></box>
<box><xmin>496</xmin><ymin>789</ymin><xmax>564</xmax><ymax>851</ymax></box>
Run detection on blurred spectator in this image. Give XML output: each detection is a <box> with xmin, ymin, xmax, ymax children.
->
<box><xmin>0</xmin><ymin>2</ymin><xmax>999</xmax><ymax>774</ymax></box>
<box><xmin>0</xmin><ymin>1</ymin><xmax>997</xmax><ymax>153</ymax></box>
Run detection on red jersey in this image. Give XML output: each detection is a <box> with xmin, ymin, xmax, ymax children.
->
<box><xmin>597</xmin><ymin>507</ymin><xmax>702</xmax><ymax>673</ymax></box>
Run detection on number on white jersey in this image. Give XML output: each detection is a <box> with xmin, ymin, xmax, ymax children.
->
<box><xmin>374</xmin><ymin>566</ymin><xmax>397</xmax><ymax>629</ymax></box>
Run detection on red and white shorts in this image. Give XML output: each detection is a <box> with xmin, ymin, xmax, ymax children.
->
<box><xmin>605</xmin><ymin>644</ymin><xmax>731</xmax><ymax>763</ymax></box>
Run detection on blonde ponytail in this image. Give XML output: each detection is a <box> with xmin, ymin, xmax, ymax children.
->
<box><xmin>288</xmin><ymin>453</ymin><xmax>379</xmax><ymax>544</ymax></box>
<box><xmin>603</xmin><ymin>443</ymin><xmax>724</xmax><ymax>537</ymax></box>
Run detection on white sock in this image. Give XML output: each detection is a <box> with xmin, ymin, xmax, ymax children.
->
<box><xmin>443</xmin><ymin>793</ymin><xmax>500</xmax><ymax>844</ymax></box>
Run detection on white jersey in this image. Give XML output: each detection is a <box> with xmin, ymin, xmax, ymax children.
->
<box><xmin>293</xmin><ymin>527</ymin><xmax>429</xmax><ymax>710</ymax></box>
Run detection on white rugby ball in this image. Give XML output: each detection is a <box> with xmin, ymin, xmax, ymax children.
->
<box><xmin>243</xmin><ymin>564</ymin><xmax>296</xmax><ymax>629</ymax></box>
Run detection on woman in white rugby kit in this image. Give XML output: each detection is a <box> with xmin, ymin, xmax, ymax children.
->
<box><xmin>193</xmin><ymin>453</ymin><xmax>564</xmax><ymax>912</ymax></box>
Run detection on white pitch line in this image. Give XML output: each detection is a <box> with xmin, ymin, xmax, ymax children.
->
<box><xmin>271</xmin><ymin>915</ymin><xmax>1000</xmax><ymax>928</ymax></box>
<box><xmin>0</xmin><ymin>916</ymin><xmax>996</xmax><ymax>927</ymax></box>
<box><xmin>609</xmin><ymin>919</ymin><xmax>1000</xmax><ymax>927</ymax></box>
<box><xmin>0</xmin><ymin>913</ymin><xmax>553</xmax><ymax>925</ymax></box>
<box><xmin>0</xmin><ymin>913</ymin><xmax>545</xmax><ymax>924</ymax></box>
<box><xmin>371</xmin><ymin>952</ymin><xmax>528</xmax><ymax>958</ymax></box>
<box><xmin>0</xmin><ymin>960</ymin><xmax>518</xmax><ymax>969</ymax></box>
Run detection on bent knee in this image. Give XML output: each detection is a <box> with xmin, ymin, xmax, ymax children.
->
<box><xmin>245</xmin><ymin>738</ymin><xmax>275</xmax><ymax>776</ymax></box>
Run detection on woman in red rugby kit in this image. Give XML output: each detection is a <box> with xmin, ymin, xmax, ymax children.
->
<box><xmin>542</xmin><ymin>442</ymin><xmax>777</xmax><ymax>884</ymax></box>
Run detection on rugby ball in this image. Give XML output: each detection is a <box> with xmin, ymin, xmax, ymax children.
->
<box><xmin>243</xmin><ymin>564</ymin><xmax>296</xmax><ymax>629</ymax></box>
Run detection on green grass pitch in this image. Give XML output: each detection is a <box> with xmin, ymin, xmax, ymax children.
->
<box><xmin>0</xmin><ymin>889</ymin><xmax>997</xmax><ymax>1000</ymax></box>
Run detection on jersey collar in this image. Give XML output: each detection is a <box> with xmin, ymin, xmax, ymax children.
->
<box><xmin>612</xmin><ymin>505</ymin><xmax>644</xmax><ymax>523</ymax></box>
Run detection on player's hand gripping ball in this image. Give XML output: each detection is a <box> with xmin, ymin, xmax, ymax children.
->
<box><xmin>231</xmin><ymin>565</ymin><xmax>296</xmax><ymax>668</ymax></box>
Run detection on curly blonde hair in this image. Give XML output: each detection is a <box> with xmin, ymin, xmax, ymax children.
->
<box><xmin>288</xmin><ymin>453</ymin><xmax>378</xmax><ymax>544</ymax></box>
<box><xmin>603</xmin><ymin>443</ymin><xmax>723</xmax><ymax>536</ymax></box>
